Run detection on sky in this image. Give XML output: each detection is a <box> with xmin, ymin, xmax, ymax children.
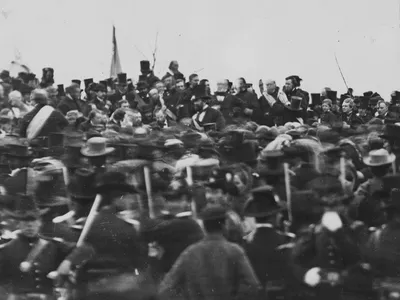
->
<box><xmin>0</xmin><ymin>0</ymin><xmax>399</xmax><ymax>98</ymax></box>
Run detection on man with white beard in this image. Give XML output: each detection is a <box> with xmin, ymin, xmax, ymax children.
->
<box><xmin>258</xmin><ymin>79</ymin><xmax>288</xmax><ymax>126</ymax></box>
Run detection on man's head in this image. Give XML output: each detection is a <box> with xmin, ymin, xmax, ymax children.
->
<box><xmin>378</xmin><ymin>101</ymin><xmax>389</xmax><ymax>117</ymax></box>
<box><xmin>163</xmin><ymin>75</ymin><xmax>175</xmax><ymax>90</ymax></box>
<box><xmin>216</xmin><ymin>79</ymin><xmax>229</xmax><ymax>93</ymax></box>
<box><xmin>189</xmin><ymin>74</ymin><xmax>199</xmax><ymax>88</ymax></box>
<box><xmin>200</xmin><ymin>79</ymin><xmax>210</xmax><ymax>94</ymax></box>
<box><xmin>137</xmin><ymin>81</ymin><xmax>149</xmax><ymax>98</ymax></box>
<box><xmin>285</xmin><ymin>75</ymin><xmax>302</xmax><ymax>92</ymax></box>
<box><xmin>321</xmin><ymin>87</ymin><xmax>331</xmax><ymax>97</ymax></box>
<box><xmin>119</xmin><ymin>100</ymin><xmax>130</xmax><ymax>110</ymax></box>
<box><xmin>89</xmin><ymin>109</ymin><xmax>103</xmax><ymax>125</ymax></box>
<box><xmin>234</xmin><ymin>77</ymin><xmax>247</xmax><ymax>92</ymax></box>
<box><xmin>176</xmin><ymin>79</ymin><xmax>185</xmax><ymax>91</ymax></box>
<box><xmin>193</xmin><ymin>97</ymin><xmax>205</xmax><ymax>112</ymax></box>
<box><xmin>126</xmin><ymin>110</ymin><xmax>142</xmax><ymax>127</ymax></box>
<box><xmin>169</xmin><ymin>60</ymin><xmax>179</xmax><ymax>72</ymax></box>
<box><xmin>94</xmin><ymin>84</ymin><xmax>106</xmax><ymax>100</ymax></box>
<box><xmin>155</xmin><ymin>108</ymin><xmax>166</xmax><ymax>124</ymax></box>
<box><xmin>322</xmin><ymin>99</ymin><xmax>332</xmax><ymax>112</ymax></box>
<box><xmin>66</xmin><ymin>83</ymin><xmax>81</xmax><ymax>100</ymax></box>
<box><xmin>19</xmin><ymin>218</ymin><xmax>42</xmax><ymax>238</ymax></box>
<box><xmin>263</xmin><ymin>79</ymin><xmax>277</xmax><ymax>94</ymax></box>
<box><xmin>154</xmin><ymin>81</ymin><xmax>166</xmax><ymax>94</ymax></box>
<box><xmin>8</xmin><ymin>90</ymin><xmax>23</xmax><ymax>107</ymax></box>
<box><xmin>31</xmin><ymin>89</ymin><xmax>48</xmax><ymax>106</ymax></box>
<box><xmin>342</xmin><ymin>98</ymin><xmax>354</xmax><ymax>114</ymax></box>
<box><xmin>148</xmin><ymin>88</ymin><xmax>159</xmax><ymax>102</ymax></box>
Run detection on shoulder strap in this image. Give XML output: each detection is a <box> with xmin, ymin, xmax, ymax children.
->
<box><xmin>370</xmin><ymin>228</ymin><xmax>383</xmax><ymax>251</ymax></box>
<box><xmin>26</xmin><ymin>105</ymin><xmax>54</xmax><ymax>140</ymax></box>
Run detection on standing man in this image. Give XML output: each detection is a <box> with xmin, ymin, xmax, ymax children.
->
<box><xmin>258</xmin><ymin>79</ymin><xmax>287</xmax><ymax>126</ymax></box>
<box><xmin>138</xmin><ymin>60</ymin><xmax>160</xmax><ymax>88</ymax></box>
<box><xmin>284</xmin><ymin>75</ymin><xmax>310</xmax><ymax>118</ymax></box>
<box><xmin>164</xmin><ymin>60</ymin><xmax>185</xmax><ymax>82</ymax></box>
<box><xmin>108</xmin><ymin>73</ymin><xmax>136</xmax><ymax>110</ymax></box>
<box><xmin>57</xmin><ymin>84</ymin><xmax>82</xmax><ymax>115</ymax></box>
<box><xmin>234</xmin><ymin>77</ymin><xmax>261</xmax><ymax>123</ymax></box>
<box><xmin>159</xmin><ymin>205</ymin><xmax>261</xmax><ymax>299</ymax></box>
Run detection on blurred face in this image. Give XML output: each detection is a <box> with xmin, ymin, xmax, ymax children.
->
<box><xmin>322</xmin><ymin>103</ymin><xmax>330</xmax><ymax>112</ymax></box>
<box><xmin>121</xmin><ymin>102</ymin><xmax>130</xmax><ymax>110</ymax></box>
<box><xmin>176</xmin><ymin>81</ymin><xmax>185</xmax><ymax>91</ymax></box>
<box><xmin>170</xmin><ymin>61</ymin><xmax>179</xmax><ymax>71</ymax></box>
<box><xmin>217</xmin><ymin>81</ymin><xmax>228</xmax><ymax>93</ymax></box>
<box><xmin>117</xmin><ymin>83</ymin><xmax>128</xmax><ymax>94</ymax></box>
<box><xmin>155</xmin><ymin>82</ymin><xmax>166</xmax><ymax>94</ymax></box>
<box><xmin>156</xmin><ymin>111</ymin><xmax>166</xmax><ymax>123</ymax></box>
<box><xmin>378</xmin><ymin>103</ymin><xmax>388</xmax><ymax>116</ymax></box>
<box><xmin>265</xmin><ymin>80</ymin><xmax>276</xmax><ymax>94</ymax></box>
<box><xmin>233</xmin><ymin>174</ymin><xmax>246</xmax><ymax>194</ymax></box>
<box><xmin>0</xmin><ymin>85</ymin><xmax>4</xmax><ymax>98</ymax></box>
<box><xmin>342</xmin><ymin>102</ymin><xmax>351</xmax><ymax>114</ymax></box>
<box><xmin>19</xmin><ymin>219</ymin><xmax>42</xmax><ymax>238</ymax></box>
<box><xmin>137</xmin><ymin>86</ymin><xmax>148</xmax><ymax>98</ymax></box>
<box><xmin>96</xmin><ymin>90</ymin><xmax>105</xmax><ymax>100</ymax></box>
<box><xmin>149</xmin><ymin>89</ymin><xmax>159</xmax><ymax>101</ymax></box>
<box><xmin>193</xmin><ymin>99</ymin><xmax>204</xmax><ymax>112</ymax></box>
<box><xmin>163</xmin><ymin>77</ymin><xmax>174</xmax><ymax>90</ymax></box>
<box><xmin>321</xmin><ymin>88</ymin><xmax>328</xmax><ymax>97</ymax></box>
<box><xmin>235</xmin><ymin>79</ymin><xmax>246</xmax><ymax>92</ymax></box>
<box><xmin>92</xmin><ymin>113</ymin><xmax>103</xmax><ymax>125</ymax></box>
<box><xmin>10</xmin><ymin>95</ymin><xmax>23</xmax><ymax>107</ymax></box>
<box><xmin>190</xmin><ymin>76</ymin><xmax>199</xmax><ymax>87</ymax></box>
<box><xmin>358</xmin><ymin>108</ymin><xmax>367</xmax><ymax>116</ymax></box>
<box><xmin>71</xmin><ymin>87</ymin><xmax>81</xmax><ymax>100</ymax></box>
<box><xmin>285</xmin><ymin>79</ymin><xmax>294</xmax><ymax>91</ymax></box>
<box><xmin>131</xmin><ymin>113</ymin><xmax>142</xmax><ymax>126</ymax></box>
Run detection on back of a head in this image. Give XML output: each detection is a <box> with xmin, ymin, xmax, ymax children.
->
<box><xmin>203</xmin><ymin>218</ymin><xmax>225</xmax><ymax>234</ymax></box>
<box><xmin>31</xmin><ymin>89</ymin><xmax>48</xmax><ymax>105</ymax></box>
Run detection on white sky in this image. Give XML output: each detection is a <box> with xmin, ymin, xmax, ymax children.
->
<box><xmin>0</xmin><ymin>0</ymin><xmax>399</xmax><ymax>98</ymax></box>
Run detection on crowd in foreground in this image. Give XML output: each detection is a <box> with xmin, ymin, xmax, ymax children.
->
<box><xmin>0</xmin><ymin>60</ymin><xmax>400</xmax><ymax>300</ymax></box>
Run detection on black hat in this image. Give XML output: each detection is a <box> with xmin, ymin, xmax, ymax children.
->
<box><xmin>192</xmin><ymin>85</ymin><xmax>210</xmax><ymax>101</ymax></box>
<box><xmin>140</xmin><ymin>60</ymin><xmax>151</xmax><ymax>72</ymax></box>
<box><xmin>62</xmin><ymin>146</ymin><xmax>82</xmax><ymax>169</ymax></box>
<box><xmin>0</xmin><ymin>70</ymin><xmax>10</xmax><ymax>80</ymax></box>
<box><xmin>48</xmin><ymin>132</ymin><xmax>64</xmax><ymax>148</ymax></box>
<box><xmin>359</xmin><ymin>96</ymin><xmax>370</xmax><ymax>109</ymax></box>
<box><xmin>5</xmin><ymin>143</ymin><xmax>32</xmax><ymax>158</ymax></box>
<box><xmin>71</xmin><ymin>79</ymin><xmax>81</xmax><ymax>87</ymax></box>
<box><xmin>95</xmin><ymin>171</ymin><xmax>136</xmax><ymax>194</ymax></box>
<box><xmin>99</xmin><ymin>80</ymin><xmax>108</xmax><ymax>88</ymax></box>
<box><xmin>84</xmin><ymin>78</ymin><xmax>93</xmax><ymax>89</ymax></box>
<box><xmin>117</xmin><ymin>73</ymin><xmax>127</xmax><ymax>84</ymax></box>
<box><xmin>11</xmin><ymin>78</ymin><xmax>22</xmax><ymax>91</ymax></box>
<box><xmin>244</xmin><ymin>185</ymin><xmax>283</xmax><ymax>217</ymax></box>
<box><xmin>257</xmin><ymin>150</ymin><xmax>285</xmax><ymax>176</ymax></box>
<box><xmin>363</xmin><ymin>91</ymin><xmax>373</xmax><ymax>98</ymax></box>
<box><xmin>42</xmin><ymin>67</ymin><xmax>54</xmax><ymax>74</ymax></box>
<box><xmin>284</xmin><ymin>96</ymin><xmax>302</xmax><ymax>111</ymax></box>
<box><xmin>380</xmin><ymin>124</ymin><xmax>400</xmax><ymax>140</ymax></box>
<box><xmin>391</xmin><ymin>91</ymin><xmax>400</xmax><ymax>103</ymax></box>
<box><xmin>291</xmin><ymin>190</ymin><xmax>324</xmax><ymax>217</ymax></box>
<box><xmin>57</xmin><ymin>84</ymin><xmax>65</xmax><ymax>96</ymax></box>
<box><xmin>7</xmin><ymin>194</ymin><xmax>47</xmax><ymax>221</ymax></box>
<box><xmin>18</xmin><ymin>72</ymin><xmax>29</xmax><ymax>83</ymax></box>
<box><xmin>311</xmin><ymin>93</ymin><xmax>321</xmax><ymax>106</ymax></box>
<box><xmin>305</xmin><ymin>173</ymin><xmax>349</xmax><ymax>205</ymax></box>
<box><xmin>326</xmin><ymin>90</ymin><xmax>338</xmax><ymax>104</ymax></box>
<box><xmin>93</xmin><ymin>83</ymin><xmax>106</xmax><ymax>92</ymax></box>
<box><xmin>27</xmin><ymin>73</ymin><xmax>36</xmax><ymax>81</ymax></box>
<box><xmin>68</xmin><ymin>168</ymin><xmax>97</xmax><ymax>200</ymax></box>
<box><xmin>198</xmin><ymin>204</ymin><xmax>227</xmax><ymax>221</ymax></box>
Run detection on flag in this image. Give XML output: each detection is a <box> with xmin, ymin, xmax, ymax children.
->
<box><xmin>110</xmin><ymin>25</ymin><xmax>122</xmax><ymax>78</ymax></box>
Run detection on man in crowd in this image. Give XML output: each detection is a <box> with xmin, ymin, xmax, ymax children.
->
<box><xmin>165</xmin><ymin>60</ymin><xmax>185</xmax><ymax>82</ymax></box>
<box><xmin>259</xmin><ymin>79</ymin><xmax>287</xmax><ymax>126</ymax></box>
<box><xmin>341</xmin><ymin>98</ymin><xmax>363</xmax><ymax>129</ymax></box>
<box><xmin>57</xmin><ymin>83</ymin><xmax>83</xmax><ymax>115</ymax></box>
<box><xmin>234</xmin><ymin>77</ymin><xmax>261</xmax><ymax>123</ymax></box>
<box><xmin>284</xmin><ymin>75</ymin><xmax>310</xmax><ymax>118</ymax></box>
<box><xmin>138</xmin><ymin>60</ymin><xmax>160</xmax><ymax>88</ymax></box>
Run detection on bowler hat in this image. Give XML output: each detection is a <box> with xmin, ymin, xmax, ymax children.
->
<box><xmin>68</xmin><ymin>168</ymin><xmax>97</xmax><ymax>199</ymax></box>
<box><xmin>81</xmin><ymin>137</ymin><xmax>115</xmax><ymax>157</ymax></box>
<box><xmin>117</xmin><ymin>73</ymin><xmax>127</xmax><ymax>85</ymax></box>
<box><xmin>244</xmin><ymin>185</ymin><xmax>283</xmax><ymax>217</ymax></box>
<box><xmin>7</xmin><ymin>194</ymin><xmax>48</xmax><ymax>221</ymax></box>
<box><xmin>140</xmin><ymin>60</ymin><xmax>151</xmax><ymax>72</ymax></box>
<box><xmin>363</xmin><ymin>149</ymin><xmax>396</xmax><ymax>167</ymax></box>
<box><xmin>257</xmin><ymin>150</ymin><xmax>285</xmax><ymax>176</ymax></box>
<box><xmin>311</xmin><ymin>93</ymin><xmax>321</xmax><ymax>106</ymax></box>
<box><xmin>326</xmin><ymin>91</ymin><xmax>338</xmax><ymax>104</ymax></box>
<box><xmin>285</xmin><ymin>96</ymin><xmax>302</xmax><ymax>111</ymax></box>
<box><xmin>198</xmin><ymin>204</ymin><xmax>227</xmax><ymax>221</ymax></box>
<box><xmin>95</xmin><ymin>171</ymin><xmax>136</xmax><ymax>194</ymax></box>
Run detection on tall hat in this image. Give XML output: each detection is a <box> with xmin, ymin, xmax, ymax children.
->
<box><xmin>57</xmin><ymin>84</ymin><xmax>65</xmax><ymax>96</ymax></box>
<box><xmin>326</xmin><ymin>90</ymin><xmax>338</xmax><ymax>104</ymax></box>
<box><xmin>191</xmin><ymin>158</ymin><xmax>220</xmax><ymax>181</ymax></box>
<box><xmin>140</xmin><ymin>60</ymin><xmax>151</xmax><ymax>72</ymax></box>
<box><xmin>311</xmin><ymin>93</ymin><xmax>321</xmax><ymax>106</ymax></box>
<box><xmin>305</xmin><ymin>173</ymin><xmax>350</xmax><ymax>205</ymax></box>
<box><xmin>244</xmin><ymin>185</ymin><xmax>283</xmax><ymax>217</ymax></box>
<box><xmin>7</xmin><ymin>194</ymin><xmax>47</xmax><ymax>221</ymax></box>
<box><xmin>192</xmin><ymin>84</ymin><xmax>211</xmax><ymax>101</ymax></box>
<box><xmin>359</xmin><ymin>96</ymin><xmax>370</xmax><ymax>109</ymax></box>
<box><xmin>71</xmin><ymin>79</ymin><xmax>81</xmax><ymax>87</ymax></box>
<box><xmin>117</xmin><ymin>73</ymin><xmax>127</xmax><ymax>84</ymax></box>
<box><xmin>68</xmin><ymin>168</ymin><xmax>97</xmax><ymax>200</ymax></box>
<box><xmin>84</xmin><ymin>78</ymin><xmax>94</xmax><ymax>90</ymax></box>
<box><xmin>99</xmin><ymin>80</ymin><xmax>108</xmax><ymax>88</ymax></box>
<box><xmin>291</xmin><ymin>190</ymin><xmax>324</xmax><ymax>217</ymax></box>
<box><xmin>284</xmin><ymin>96</ymin><xmax>302</xmax><ymax>111</ymax></box>
<box><xmin>257</xmin><ymin>150</ymin><xmax>285</xmax><ymax>176</ymax></box>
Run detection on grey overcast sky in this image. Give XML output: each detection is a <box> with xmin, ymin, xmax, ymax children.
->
<box><xmin>0</xmin><ymin>0</ymin><xmax>399</xmax><ymax>97</ymax></box>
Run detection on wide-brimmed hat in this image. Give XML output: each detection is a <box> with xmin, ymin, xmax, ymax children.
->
<box><xmin>244</xmin><ymin>185</ymin><xmax>284</xmax><ymax>217</ymax></box>
<box><xmin>7</xmin><ymin>194</ymin><xmax>48</xmax><ymax>221</ymax></box>
<box><xmin>95</xmin><ymin>171</ymin><xmax>137</xmax><ymax>194</ymax></box>
<box><xmin>363</xmin><ymin>149</ymin><xmax>396</xmax><ymax>167</ymax></box>
<box><xmin>68</xmin><ymin>168</ymin><xmax>97</xmax><ymax>200</ymax></box>
<box><xmin>5</xmin><ymin>143</ymin><xmax>32</xmax><ymax>158</ymax></box>
<box><xmin>284</xmin><ymin>96</ymin><xmax>302</xmax><ymax>111</ymax></box>
<box><xmin>81</xmin><ymin>137</ymin><xmax>115</xmax><ymax>157</ymax></box>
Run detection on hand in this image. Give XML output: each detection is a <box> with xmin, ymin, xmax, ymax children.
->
<box><xmin>57</xmin><ymin>260</ymin><xmax>72</xmax><ymax>276</ymax></box>
<box><xmin>304</xmin><ymin>267</ymin><xmax>321</xmax><ymax>287</ymax></box>
<box><xmin>322</xmin><ymin>211</ymin><xmax>343</xmax><ymax>232</ymax></box>
<box><xmin>244</xmin><ymin>108</ymin><xmax>253</xmax><ymax>116</ymax></box>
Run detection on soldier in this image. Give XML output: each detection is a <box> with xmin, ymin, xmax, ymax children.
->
<box><xmin>158</xmin><ymin>205</ymin><xmax>261</xmax><ymax>299</ymax></box>
<box><xmin>0</xmin><ymin>194</ymin><xmax>94</xmax><ymax>300</ymax></box>
<box><xmin>243</xmin><ymin>185</ymin><xmax>292</xmax><ymax>299</ymax></box>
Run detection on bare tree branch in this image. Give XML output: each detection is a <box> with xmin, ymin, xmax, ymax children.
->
<box><xmin>134</xmin><ymin>44</ymin><xmax>148</xmax><ymax>60</ymax></box>
<box><xmin>151</xmin><ymin>31</ymin><xmax>159</xmax><ymax>72</ymax></box>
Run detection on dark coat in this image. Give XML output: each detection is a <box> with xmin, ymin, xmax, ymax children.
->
<box><xmin>259</xmin><ymin>91</ymin><xmax>285</xmax><ymax>126</ymax></box>
<box><xmin>236</xmin><ymin>90</ymin><xmax>261</xmax><ymax>123</ymax></box>
<box><xmin>57</xmin><ymin>96</ymin><xmax>82</xmax><ymax>115</ymax></box>
<box><xmin>159</xmin><ymin>233</ymin><xmax>261</xmax><ymax>300</ymax></box>
<box><xmin>192</xmin><ymin>106</ymin><xmax>225</xmax><ymax>131</ymax></box>
<box><xmin>210</xmin><ymin>93</ymin><xmax>246</xmax><ymax>125</ymax></box>
<box><xmin>320</xmin><ymin>111</ymin><xmax>338</xmax><ymax>128</ymax></box>
<box><xmin>90</xmin><ymin>98</ymin><xmax>109</xmax><ymax>114</ymax></box>
<box><xmin>19</xmin><ymin>104</ymin><xmax>69</xmax><ymax>138</ymax></box>
<box><xmin>282</xmin><ymin>107</ymin><xmax>303</xmax><ymax>124</ymax></box>
<box><xmin>139</xmin><ymin>73</ymin><xmax>160</xmax><ymax>88</ymax></box>
<box><xmin>245</xmin><ymin>226</ymin><xmax>291</xmax><ymax>289</ymax></box>
<box><xmin>107</xmin><ymin>91</ymin><xmax>137</xmax><ymax>110</ymax></box>
<box><xmin>0</xmin><ymin>234</ymin><xmax>93</xmax><ymax>294</ymax></box>
<box><xmin>165</xmin><ymin>89</ymin><xmax>190</xmax><ymax>120</ymax></box>
<box><xmin>340</xmin><ymin>112</ymin><xmax>364</xmax><ymax>129</ymax></box>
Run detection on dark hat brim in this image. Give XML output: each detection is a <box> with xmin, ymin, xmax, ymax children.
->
<box><xmin>284</xmin><ymin>103</ymin><xmax>302</xmax><ymax>111</ymax></box>
<box><xmin>95</xmin><ymin>183</ymin><xmax>137</xmax><ymax>194</ymax></box>
<box><xmin>244</xmin><ymin>207</ymin><xmax>285</xmax><ymax>218</ymax></box>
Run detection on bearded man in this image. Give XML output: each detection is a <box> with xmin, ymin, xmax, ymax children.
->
<box><xmin>259</xmin><ymin>79</ymin><xmax>288</xmax><ymax>126</ymax></box>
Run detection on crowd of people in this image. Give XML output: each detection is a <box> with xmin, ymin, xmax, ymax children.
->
<box><xmin>0</xmin><ymin>59</ymin><xmax>400</xmax><ymax>300</ymax></box>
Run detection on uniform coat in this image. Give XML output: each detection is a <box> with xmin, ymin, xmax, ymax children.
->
<box><xmin>159</xmin><ymin>233</ymin><xmax>261</xmax><ymax>300</ymax></box>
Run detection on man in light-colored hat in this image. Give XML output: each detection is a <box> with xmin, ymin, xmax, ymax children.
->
<box><xmin>81</xmin><ymin>137</ymin><xmax>115</xmax><ymax>173</ymax></box>
<box><xmin>351</xmin><ymin>149</ymin><xmax>396</xmax><ymax>226</ymax></box>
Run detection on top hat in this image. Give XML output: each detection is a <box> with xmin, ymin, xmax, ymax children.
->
<box><xmin>244</xmin><ymin>185</ymin><xmax>283</xmax><ymax>217</ymax></box>
<box><xmin>305</xmin><ymin>173</ymin><xmax>349</xmax><ymax>205</ymax></box>
<box><xmin>48</xmin><ymin>132</ymin><xmax>64</xmax><ymax>148</ymax></box>
<box><xmin>81</xmin><ymin>137</ymin><xmax>115</xmax><ymax>157</ymax></box>
<box><xmin>84</xmin><ymin>78</ymin><xmax>93</xmax><ymax>89</ymax></box>
<box><xmin>99</xmin><ymin>80</ymin><xmax>108</xmax><ymax>88</ymax></box>
<box><xmin>5</xmin><ymin>143</ymin><xmax>32</xmax><ymax>158</ymax></box>
<box><xmin>7</xmin><ymin>194</ymin><xmax>47</xmax><ymax>221</ymax></box>
<box><xmin>192</xmin><ymin>85</ymin><xmax>210</xmax><ymax>101</ymax></box>
<box><xmin>363</xmin><ymin>149</ymin><xmax>396</xmax><ymax>167</ymax></box>
<box><xmin>285</xmin><ymin>96</ymin><xmax>302</xmax><ymax>111</ymax></box>
<box><xmin>140</xmin><ymin>60</ymin><xmax>151</xmax><ymax>72</ymax></box>
<box><xmin>117</xmin><ymin>73</ymin><xmax>127</xmax><ymax>84</ymax></box>
<box><xmin>359</xmin><ymin>96</ymin><xmax>370</xmax><ymax>109</ymax></box>
<box><xmin>57</xmin><ymin>84</ymin><xmax>65</xmax><ymax>95</ymax></box>
<box><xmin>257</xmin><ymin>150</ymin><xmax>285</xmax><ymax>175</ymax></box>
<box><xmin>291</xmin><ymin>190</ymin><xmax>324</xmax><ymax>217</ymax></box>
<box><xmin>68</xmin><ymin>168</ymin><xmax>97</xmax><ymax>200</ymax></box>
<box><xmin>95</xmin><ymin>171</ymin><xmax>136</xmax><ymax>194</ymax></box>
<box><xmin>379</xmin><ymin>124</ymin><xmax>400</xmax><ymax>140</ymax></box>
<box><xmin>326</xmin><ymin>90</ymin><xmax>338</xmax><ymax>104</ymax></box>
<box><xmin>191</xmin><ymin>158</ymin><xmax>220</xmax><ymax>181</ymax></box>
<box><xmin>27</xmin><ymin>73</ymin><xmax>36</xmax><ymax>81</ymax></box>
<box><xmin>71</xmin><ymin>79</ymin><xmax>81</xmax><ymax>87</ymax></box>
<box><xmin>311</xmin><ymin>93</ymin><xmax>321</xmax><ymax>106</ymax></box>
<box><xmin>363</xmin><ymin>91</ymin><xmax>374</xmax><ymax>98</ymax></box>
<box><xmin>198</xmin><ymin>204</ymin><xmax>227</xmax><ymax>221</ymax></box>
